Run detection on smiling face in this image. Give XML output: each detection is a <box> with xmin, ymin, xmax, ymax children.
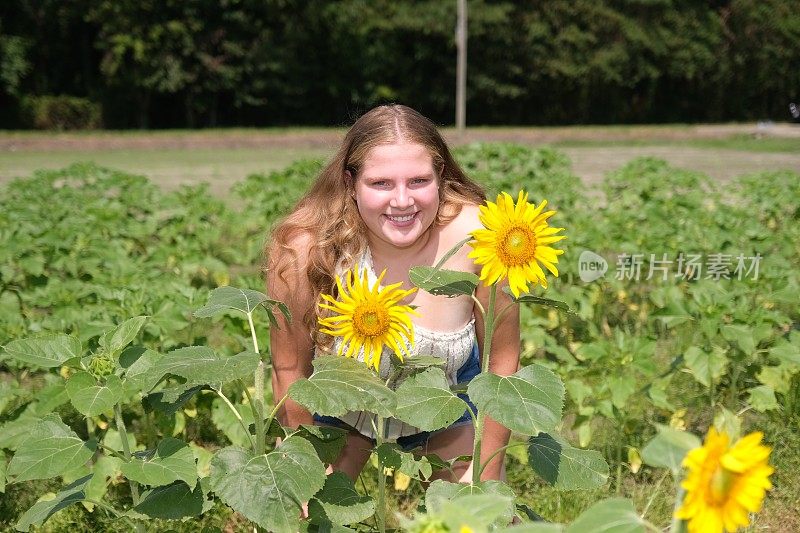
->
<box><xmin>353</xmin><ymin>142</ymin><xmax>440</xmax><ymax>250</ymax></box>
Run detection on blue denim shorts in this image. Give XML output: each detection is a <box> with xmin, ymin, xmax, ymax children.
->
<box><xmin>313</xmin><ymin>342</ymin><xmax>480</xmax><ymax>452</ymax></box>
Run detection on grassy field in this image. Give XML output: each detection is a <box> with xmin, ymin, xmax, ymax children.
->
<box><xmin>1</xmin><ymin>124</ymin><xmax>798</xmax><ymax>197</ymax></box>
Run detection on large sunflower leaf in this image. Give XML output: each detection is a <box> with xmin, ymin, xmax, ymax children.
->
<box><xmin>209</xmin><ymin>437</ymin><xmax>326</xmax><ymax>533</ymax></box>
<box><xmin>194</xmin><ymin>286</ymin><xmax>289</xmax><ymax>324</ymax></box>
<box><xmin>65</xmin><ymin>372</ymin><xmax>123</xmax><ymax>417</ymax></box>
<box><xmin>120</xmin><ymin>438</ymin><xmax>197</xmax><ymax>489</ymax></box>
<box><xmin>425</xmin><ymin>480</ymin><xmax>516</xmax><ymax>526</ymax></box>
<box><xmin>14</xmin><ymin>474</ymin><xmax>92</xmax><ymax>532</ymax></box>
<box><xmin>295</xmin><ymin>425</ymin><xmax>349</xmax><ymax>465</ymax></box>
<box><xmin>7</xmin><ymin>414</ymin><xmax>97</xmax><ymax>482</ymax></box>
<box><xmin>409</xmin><ymin>266</ymin><xmax>479</xmax><ymax>297</ymax></box>
<box><xmin>467</xmin><ymin>364</ymin><xmax>564</xmax><ymax>435</ymax></box>
<box><xmin>395</xmin><ymin>367</ymin><xmax>469</xmax><ymax>431</ymax></box>
<box><xmin>308</xmin><ymin>472</ymin><xmax>375</xmax><ymax>526</ymax></box>
<box><xmin>3</xmin><ymin>334</ymin><xmax>82</xmax><ymax>368</ymax></box>
<box><xmin>288</xmin><ymin>356</ymin><xmax>395</xmax><ymax>418</ymax></box>
<box><xmin>527</xmin><ymin>433</ymin><xmax>609</xmax><ymax>490</ymax></box>
<box><xmin>132</xmin><ymin>481</ymin><xmax>207</xmax><ymax>519</ymax></box>
<box><xmin>565</xmin><ymin>498</ymin><xmax>645</xmax><ymax>533</ymax></box>
<box><xmin>434</xmin><ymin>494</ymin><xmax>516</xmax><ymax>532</ymax></box>
<box><xmin>122</xmin><ymin>348</ymin><xmax>166</xmax><ymax>394</ymax></box>
<box><xmin>148</xmin><ymin>346</ymin><xmax>259</xmax><ymax>388</ymax></box>
<box><xmin>641</xmin><ymin>425</ymin><xmax>701</xmax><ymax>476</ymax></box>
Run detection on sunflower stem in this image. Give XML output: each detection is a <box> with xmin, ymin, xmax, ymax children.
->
<box><xmin>670</xmin><ymin>484</ymin><xmax>686</xmax><ymax>532</ymax></box>
<box><xmin>247</xmin><ymin>311</ymin><xmax>267</xmax><ymax>455</ymax></box>
<box><xmin>375</xmin><ymin>413</ymin><xmax>387</xmax><ymax>533</ymax></box>
<box><xmin>472</xmin><ymin>284</ymin><xmax>497</xmax><ymax>485</ymax></box>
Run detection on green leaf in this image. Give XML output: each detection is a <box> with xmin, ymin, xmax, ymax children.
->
<box><xmin>713</xmin><ymin>407</ymin><xmax>742</xmax><ymax>441</ymax></box>
<box><xmin>409</xmin><ymin>266</ymin><xmax>479</xmax><ymax>297</ymax></box>
<box><xmin>120</xmin><ymin>438</ymin><xmax>197</xmax><ymax>489</ymax></box>
<box><xmin>296</xmin><ymin>425</ymin><xmax>348</xmax><ymax>465</ymax></box>
<box><xmin>376</xmin><ymin>443</ymin><xmax>433</xmax><ymax>480</ymax></box>
<box><xmin>497</xmin><ymin>523</ymin><xmax>564</xmax><ymax>532</ymax></box>
<box><xmin>99</xmin><ymin>316</ymin><xmax>147</xmax><ymax>358</ymax></box>
<box><xmin>144</xmin><ymin>384</ymin><xmax>205</xmax><ymax>415</ymax></box>
<box><xmin>527</xmin><ymin>433</ymin><xmax>609</xmax><ymax>490</ymax></box>
<box><xmin>194</xmin><ymin>286</ymin><xmax>277</xmax><ymax>318</ymax></box>
<box><xmin>210</xmin><ymin>438</ymin><xmax>326</xmax><ymax>533</ymax></box>
<box><xmin>683</xmin><ymin>346</ymin><xmax>728</xmax><ymax>387</ymax></box>
<box><xmin>721</xmin><ymin>324</ymin><xmax>756</xmax><ymax>354</ymax></box>
<box><xmin>756</xmin><ymin>365</ymin><xmax>793</xmax><ymax>394</ymax></box>
<box><xmin>641</xmin><ymin>425</ymin><xmax>701</xmax><ymax>475</ymax></box>
<box><xmin>308</xmin><ymin>472</ymin><xmax>374</xmax><ymax>526</ymax></box>
<box><xmin>14</xmin><ymin>474</ymin><xmax>92</xmax><ymax>532</ymax></box>
<box><xmin>0</xmin><ymin>415</ymin><xmax>39</xmax><ymax>450</ymax></box>
<box><xmin>8</xmin><ymin>414</ymin><xmax>97</xmax><ymax>482</ymax></box>
<box><xmin>66</xmin><ymin>372</ymin><xmax>124</xmax><ymax>417</ymax></box>
<box><xmin>566</xmin><ymin>498</ymin><xmax>644</xmax><ymax>533</ymax></box>
<box><xmin>132</xmin><ymin>481</ymin><xmax>207</xmax><ymax>519</ymax></box>
<box><xmin>425</xmin><ymin>480</ymin><xmax>516</xmax><ymax>527</ymax></box>
<box><xmin>608</xmin><ymin>376</ymin><xmax>636</xmax><ymax>409</ymax></box>
<box><xmin>770</xmin><ymin>341</ymin><xmax>800</xmax><ymax>366</ymax></box>
<box><xmin>211</xmin><ymin>399</ymin><xmax>255</xmax><ymax>447</ymax></box>
<box><xmin>152</xmin><ymin>346</ymin><xmax>259</xmax><ymax>388</ymax></box>
<box><xmin>28</xmin><ymin>381</ymin><xmax>70</xmax><ymax>417</ymax></box>
<box><xmin>84</xmin><ymin>455</ymin><xmax>122</xmax><ymax>508</ymax></box>
<box><xmin>3</xmin><ymin>334</ymin><xmax>82</xmax><ymax>368</ymax></box>
<box><xmin>748</xmin><ymin>385</ymin><xmax>779</xmax><ymax>412</ymax></box>
<box><xmin>436</xmin><ymin>494</ymin><xmax>516</xmax><ymax>531</ymax></box>
<box><xmin>467</xmin><ymin>364</ymin><xmax>564</xmax><ymax>435</ymax></box>
<box><xmin>395</xmin><ymin>368</ymin><xmax>469</xmax><ymax>432</ymax></box>
<box><xmin>288</xmin><ymin>356</ymin><xmax>396</xmax><ymax>418</ymax></box>
<box><xmin>503</xmin><ymin>289</ymin><xmax>575</xmax><ymax>315</ymax></box>
<box><xmin>122</xmin><ymin>349</ymin><xmax>166</xmax><ymax>394</ymax></box>
<box><xmin>0</xmin><ymin>451</ymin><xmax>6</xmax><ymax>493</ymax></box>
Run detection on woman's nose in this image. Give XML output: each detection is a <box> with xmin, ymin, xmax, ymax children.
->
<box><xmin>390</xmin><ymin>186</ymin><xmax>415</xmax><ymax>209</ymax></box>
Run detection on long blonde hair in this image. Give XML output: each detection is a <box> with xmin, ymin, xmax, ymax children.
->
<box><xmin>265</xmin><ymin>104</ymin><xmax>485</xmax><ymax>344</ymax></box>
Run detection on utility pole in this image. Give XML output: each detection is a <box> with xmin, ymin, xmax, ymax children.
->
<box><xmin>456</xmin><ymin>0</ymin><xmax>467</xmax><ymax>133</ymax></box>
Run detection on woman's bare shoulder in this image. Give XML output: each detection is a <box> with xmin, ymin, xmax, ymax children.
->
<box><xmin>447</xmin><ymin>202</ymin><xmax>483</xmax><ymax>235</ymax></box>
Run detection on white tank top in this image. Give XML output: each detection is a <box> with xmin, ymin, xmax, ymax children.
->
<box><xmin>315</xmin><ymin>247</ymin><xmax>476</xmax><ymax>440</ymax></box>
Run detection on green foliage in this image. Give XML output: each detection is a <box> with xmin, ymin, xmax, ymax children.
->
<box><xmin>1</xmin><ymin>146</ymin><xmax>798</xmax><ymax>530</ymax></box>
<box><xmin>2</xmin><ymin>1</ymin><xmax>799</xmax><ymax>125</ymax></box>
<box><xmin>21</xmin><ymin>95</ymin><xmax>102</xmax><ymax>130</ymax></box>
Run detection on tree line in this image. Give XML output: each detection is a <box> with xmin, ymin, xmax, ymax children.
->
<box><xmin>0</xmin><ymin>0</ymin><xmax>797</xmax><ymax>129</ymax></box>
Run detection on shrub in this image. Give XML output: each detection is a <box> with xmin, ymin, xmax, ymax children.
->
<box><xmin>21</xmin><ymin>94</ymin><xmax>102</xmax><ymax>130</ymax></box>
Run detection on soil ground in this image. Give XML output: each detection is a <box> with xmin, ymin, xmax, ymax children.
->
<box><xmin>1</xmin><ymin>123</ymin><xmax>798</xmax><ymax>196</ymax></box>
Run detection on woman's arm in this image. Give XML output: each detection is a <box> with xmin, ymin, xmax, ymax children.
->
<box><xmin>473</xmin><ymin>280</ymin><xmax>521</xmax><ymax>480</ymax></box>
<box><xmin>268</xmin><ymin>234</ymin><xmax>316</xmax><ymax>429</ymax></box>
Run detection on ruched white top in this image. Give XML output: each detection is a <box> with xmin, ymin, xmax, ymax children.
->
<box><xmin>315</xmin><ymin>247</ymin><xmax>476</xmax><ymax>440</ymax></box>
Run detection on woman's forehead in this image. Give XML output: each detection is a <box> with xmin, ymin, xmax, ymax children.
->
<box><xmin>360</xmin><ymin>142</ymin><xmax>434</xmax><ymax>177</ymax></box>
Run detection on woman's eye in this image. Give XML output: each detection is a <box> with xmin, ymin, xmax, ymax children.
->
<box><xmin>412</xmin><ymin>178</ymin><xmax>429</xmax><ymax>185</ymax></box>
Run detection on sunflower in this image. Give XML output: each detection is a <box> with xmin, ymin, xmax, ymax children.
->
<box><xmin>318</xmin><ymin>267</ymin><xmax>418</xmax><ymax>372</ymax></box>
<box><xmin>468</xmin><ymin>191</ymin><xmax>566</xmax><ymax>297</ymax></box>
<box><xmin>676</xmin><ymin>428</ymin><xmax>774</xmax><ymax>533</ymax></box>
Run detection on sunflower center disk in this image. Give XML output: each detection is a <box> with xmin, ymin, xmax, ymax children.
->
<box><xmin>498</xmin><ymin>226</ymin><xmax>537</xmax><ymax>266</ymax></box>
<box><xmin>353</xmin><ymin>303</ymin><xmax>390</xmax><ymax>337</ymax></box>
<box><xmin>709</xmin><ymin>466</ymin><xmax>736</xmax><ymax>505</ymax></box>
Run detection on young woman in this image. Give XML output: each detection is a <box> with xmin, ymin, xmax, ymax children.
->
<box><xmin>266</xmin><ymin>104</ymin><xmax>520</xmax><ymax>482</ymax></box>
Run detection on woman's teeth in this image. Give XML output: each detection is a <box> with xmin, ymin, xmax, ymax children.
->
<box><xmin>387</xmin><ymin>214</ymin><xmax>414</xmax><ymax>222</ymax></box>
